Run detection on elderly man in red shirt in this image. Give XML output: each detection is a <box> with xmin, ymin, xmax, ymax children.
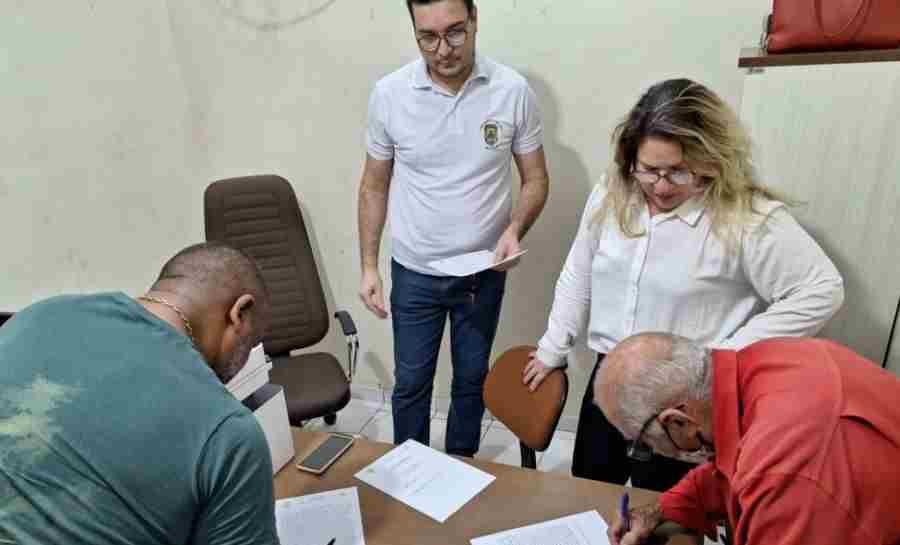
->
<box><xmin>597</xmin><ymin>332</ymin><xmax>900</xmax><ymax>545</ymax></box>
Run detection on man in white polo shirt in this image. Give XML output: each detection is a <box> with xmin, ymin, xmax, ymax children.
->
<box><xmin>357</xmin><ymin>0</ymin><xmax>549</xmax><ymax>457</ymax></box>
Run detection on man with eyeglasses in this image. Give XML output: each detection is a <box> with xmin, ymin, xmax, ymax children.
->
<box><xmin>596</xmin><ymin>332</ymin><xmax>900</xmax><ymax>545</ymax></box>
<box><xmin>357</xmin><ymin>0</ymin><xmax>549</xmax><ymax>457</ymax></box>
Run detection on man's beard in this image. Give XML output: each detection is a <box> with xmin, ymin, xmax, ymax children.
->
<box><xmin>216</xmin><ymin>335</ymin><xmax>255</xmax><ymax>384</ymax></box>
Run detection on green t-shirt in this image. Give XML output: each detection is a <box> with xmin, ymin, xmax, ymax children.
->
<box><xmin>0</xmin><ymin>293</ymin><xmax>278</xmax><ymax>545</ymax></box>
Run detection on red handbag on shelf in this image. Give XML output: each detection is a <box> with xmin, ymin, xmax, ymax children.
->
<box><xmin>766</xmin><ymin>0</ymin><xmax>900</xmax><ymax>53</ymax></box>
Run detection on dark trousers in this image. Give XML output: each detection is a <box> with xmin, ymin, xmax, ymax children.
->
<box><xmin>571</xmin><ymin>354</ymin><xmax>695</xmax><ymax>491</ymax></box>
<box><xmin>390</xmin><ymin>260</ymin><xmax>506</xmax><ymax>457</ymax></box>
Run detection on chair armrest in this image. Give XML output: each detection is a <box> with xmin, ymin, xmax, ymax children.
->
<box><xmin>334</xmin><ymin>311</ymin><xmax>359</xmax><ymax>381</ymax></box>
<box><xmin>333</xmin><ymin>311</ymin><xmax>358</xmax><ymax>336</ymax></box>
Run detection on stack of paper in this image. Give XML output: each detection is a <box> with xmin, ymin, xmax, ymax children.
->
<box><xmin>470</xmin><ymin>510</ymin><xmax>610</xmax><ymax>545</ymax></box>
<box><xmin>276</xmin><ymin>487</ymin><xmax>366</xmax><ymax>545</ymax></box>
<box><xmin>226</xmin><ymin>343</ymin><xmax>272</xmax><ymax>401</ymax></box>
<box><xmin>354</xmin><ymin>439</ymin><xmax>496</xmax><ymax>523</ymax></box>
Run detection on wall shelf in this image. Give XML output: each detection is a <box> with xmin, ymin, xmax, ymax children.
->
<box><xmin>739</xmin><ymin>46</ymin><xmax>900</xmax><ymax>68</ymax></box>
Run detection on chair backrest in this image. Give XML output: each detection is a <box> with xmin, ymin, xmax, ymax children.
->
<box><xmin>483</xmin><ymin>345</ymin><xmax>569</xmax><ymax>452</ymax></box>
<box><xmin>0</xmin><ymin>312</ymin><xmax>12</xmax><ymax>328</ymax></box>
<box><xmin>204</xmin><ymin>175</ymin><xmax>329</xmax><ymax>356</ymax></box>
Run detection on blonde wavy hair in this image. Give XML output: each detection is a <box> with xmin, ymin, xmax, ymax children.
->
<box><xmin>594</xmin><ymin>78</ymin><xmax>788</xmax><ymax>249</ymax></box>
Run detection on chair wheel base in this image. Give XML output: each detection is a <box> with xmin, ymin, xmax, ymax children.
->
<box><xmin>324</xmin><ymin>413</ymin><xmax>337</xmax><ymax>426</ymax></box>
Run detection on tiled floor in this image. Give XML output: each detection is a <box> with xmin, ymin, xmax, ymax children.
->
<box><xmin>303</xmin><ymin>398</ymin><xmax>574</xmax><ymax>474</ymax></box>
<box><xmin>303</xmin><ymin>398</ymin><xmax>720</xmax><ymax>544</ymax></box>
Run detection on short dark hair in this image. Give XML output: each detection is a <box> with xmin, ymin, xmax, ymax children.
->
<box><xmin>406</xmin><ymin>0</ymin><xmax>474</xmax><ymax>23</ymax></box>
<box><xmin>153</xmin><ymin>241</ymin><xmax>270</xmax><ymax>317</ymax></box>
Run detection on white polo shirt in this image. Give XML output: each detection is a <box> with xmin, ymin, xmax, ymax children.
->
<box><xmin>366</xmin><ymin>55</ymin><xmax>543</xmax><ymax>275</ymax></box>
<box><xmin>536</xmin><ymin>181</ymin><xmax>845</xmax><ymax>366</ymax></box>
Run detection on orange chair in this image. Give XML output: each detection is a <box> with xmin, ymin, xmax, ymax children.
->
<box><xmin>483</xmin><ymin>345</ymin><xmax>568</xmax><ymax>469</ymax></box>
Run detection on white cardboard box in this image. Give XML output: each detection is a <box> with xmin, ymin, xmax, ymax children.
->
<box><xmin>226</xmin><ymin>344</ymin><xmax>272</xmax><ymax>402</ymax></box>
<box><xmin>243</xmin><ymin>384</ymin><xmax>295</xmax><ymax>475</ymax></box>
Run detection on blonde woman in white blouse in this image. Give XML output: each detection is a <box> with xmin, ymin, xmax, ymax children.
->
<box><xmin>523</xmin><ymin>78</ymin><xmax>844</xmax><ymax>491</ymax></box>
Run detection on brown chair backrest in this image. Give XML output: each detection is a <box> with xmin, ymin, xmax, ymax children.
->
<box><xmin>204</xmin><ymin>175</ymin><xmax>328</xmax><ymax>356</ymax></box>
<box><xmin>483</xmin><ymin>345</ymin><xmax>568</xmax><ymax>452</ymax></box>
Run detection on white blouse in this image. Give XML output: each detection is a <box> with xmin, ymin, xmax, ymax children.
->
<box><xmin>535</xmin><ymin>181</ymin><xmax>845</xmax><ymax>367</ymax></box>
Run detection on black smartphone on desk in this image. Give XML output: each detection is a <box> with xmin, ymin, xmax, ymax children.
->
<box><xmin>296</xmin><ymin>433</ymin><xmax>355</xmax><ymax>475</ymax></box>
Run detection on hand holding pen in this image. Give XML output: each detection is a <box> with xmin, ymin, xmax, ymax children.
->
<box><xmin>609</xmin><ymin>495</ymin><xmax>667</xmax><ymax>545</ymax></box>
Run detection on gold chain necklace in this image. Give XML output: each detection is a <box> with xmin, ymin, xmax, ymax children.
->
<box><xmin>138</xmin><ymin>295</ymin><xmax>195</xmax><ymax>346</ymax></box>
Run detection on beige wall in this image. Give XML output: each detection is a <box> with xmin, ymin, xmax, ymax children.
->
<box><xmin>740</xmin><ymin>62</ymin><xmax>900</xmax><ymax>376</ymax></box>
<box><xmin>2</xmin><ymin>1</ymin><xmax>770</xmax><ymax>416</ymax></box>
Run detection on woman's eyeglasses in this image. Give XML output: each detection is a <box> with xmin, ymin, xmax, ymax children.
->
<box><xmin>632</xmin><ymin>167</ymin><xmax>695</xmax><ymax>186</ymax></box>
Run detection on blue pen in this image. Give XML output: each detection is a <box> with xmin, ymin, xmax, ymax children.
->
<box><xmin>619</xmin><ymin>492</ymin><xmax>631</xmax><ymax>532</ymax></box>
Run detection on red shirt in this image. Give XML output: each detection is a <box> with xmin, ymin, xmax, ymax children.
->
<box><xmin>660</xmin><ymin>338</ymin><xmax>900</xmax><ymax>545</ymax></box>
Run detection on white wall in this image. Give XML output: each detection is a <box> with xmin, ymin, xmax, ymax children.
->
<box><xmin>740</xmin><ymin>62</ymin><xmax>900</xmax><ymax>376</ymax></box>
<box><xmin>2</xmin><ymin>0</ymin><xmax>769</xmax><ymax>416</ymax></box>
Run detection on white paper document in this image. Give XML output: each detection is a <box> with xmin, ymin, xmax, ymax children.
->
<box><xmin>428</xmin><ymin>249</ymin><xmax>528</xmax><ymax>277</ymax></box>
<box><xmin>275</xmin><ymin>487</ymin><xmax>366</xmax><ymax>545</ymax></box>
<box><xmin>354</xmin><ymin>439</ymin><xmax>496</xmax><ymax>523</ymax></box>
<box><xmin>470</xmin><ymin>510</ymin><xmax>610</xmax><ymax>545</ymax></box>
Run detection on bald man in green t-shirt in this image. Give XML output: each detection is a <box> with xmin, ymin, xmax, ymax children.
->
<box><xmin>0</xmin><ymin>242</ymin><xmax>279</xmax><ymax>545</ymax></box>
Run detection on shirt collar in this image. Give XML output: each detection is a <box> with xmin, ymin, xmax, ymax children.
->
<box><xmin>673</xmin><ymin>196</ymin><xmax>706</xmax><ymax>226</ymax></box>
<box><xmin>711</xmin><ymin>349</ymin><xmax>742</xmax><ymax>477</ymax></box>
<box><xmin>653</xmin><ymin>196</ymin><xmax>707</xmax><ymax>226</ymax></box>
<box><xmin>410</xmin><ymin>54</ymin><xmax>491</xmax><ymax>91</ymax></box>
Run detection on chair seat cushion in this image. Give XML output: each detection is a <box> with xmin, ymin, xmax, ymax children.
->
<box><xmin>269</xmin><ymin>352</ymin><xmax>350</xmax><ymax>424</ymax></box>
<box><xmin>483</xmin><ymin>345</ymin><xmax>568</xmax><ymax>452</ymax></box>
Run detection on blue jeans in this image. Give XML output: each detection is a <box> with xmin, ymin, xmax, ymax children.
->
<box><xmin>390</xmin><ymin>260</ymin><xmax>506</xmax><ymax>457</ymax></box>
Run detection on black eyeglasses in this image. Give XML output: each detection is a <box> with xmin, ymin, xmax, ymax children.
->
<box><xmin>626</xmin><ymin>410</ymin><xmax>687</xmax><ymax>462</ymax></box>
<box><xmin>416</xmin><ymin>18</ymin><xmax>470</xmax><ymax>52</ymax></box>
<box><xmin>626</xmin><ymin>412</ymin><xmax>660</xmax><ymax>462</ymax></box>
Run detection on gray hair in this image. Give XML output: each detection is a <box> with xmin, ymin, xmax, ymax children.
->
<box><xmin>612</xmin><ymin>336</ymin><xmax>712</xmax><ymax>441</ymax></box>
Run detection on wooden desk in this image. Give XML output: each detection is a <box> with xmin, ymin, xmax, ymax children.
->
<box><xmin>275</xmin><ymin>429</ymin><xmax>690</xmax><ymax>545</ymax></box>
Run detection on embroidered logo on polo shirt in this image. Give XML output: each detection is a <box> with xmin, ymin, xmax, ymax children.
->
<box><xmin>481</xmin><ymin>120</ymin><xmax>501</xmax><ymax>148</ymax></box>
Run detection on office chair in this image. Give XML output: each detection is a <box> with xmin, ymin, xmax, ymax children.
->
<box><xmin>204</xmin><ymin>175</ymin><xmax>358</xmax><ymax>427</ymax></box>
<box><xmin>483</xmin><ymin>345</ymin><xmax>568</xmax><ymax>469</ymax></box>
